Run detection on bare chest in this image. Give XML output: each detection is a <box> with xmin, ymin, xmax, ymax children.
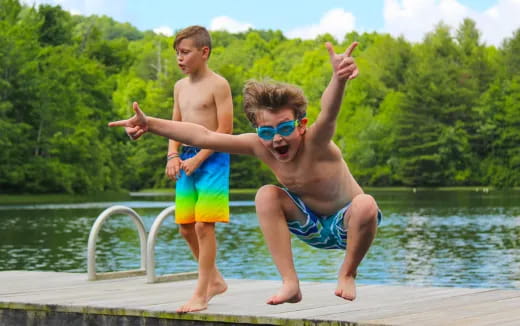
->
<box><xmin>178</xmin><ymin>86</ymin><xmax>216</xmax><ymax>122</ymax></box>
<box><xmin>275</xmin><ymin>159</ymin><xmax>341</xmax><ymax>196</ymax></box>
<box><xmin>278</xmin><ymin>169</ymin><xmax>322</xmax><ymax>193</ymax></box>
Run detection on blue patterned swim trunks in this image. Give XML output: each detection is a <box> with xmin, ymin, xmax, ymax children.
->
<box><xmin>282</xmin><ymin>189</ymin><xmax>382</xmax><ymax>250</ymax></box>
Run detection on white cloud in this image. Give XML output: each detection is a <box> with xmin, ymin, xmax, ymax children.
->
<box><xmin>383</xmin><ymin>0</ymin><xmax>520</xmax><ymax>46</ymax></box>
<box><xmin>153</xmin><ymin>26</ymin><xmax>173</xmax><ymax>37</ymax></box>
<box><xmin>286</xmin><ymin>9</ymin><xmax>356</xmax><ymax>41</ymax></box>
<box><xmin>22</xmin><ymin>0</ymin><xmax>127</xmax><ymax>22</ymax></box>
<box><xmin>479</xmin><ymin>0</ymin><xmax>520</xmax><ymax>45</ymax></box>
<box><xmin>209</xmin><ymin>16</ymin><xmax>253</xmax><ymax>33</ymax></box>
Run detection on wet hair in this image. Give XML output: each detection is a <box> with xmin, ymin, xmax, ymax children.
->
<box><xmin>243</xmin><ymin>80</ymin><xmax>307</xmax><ymax>127</ymax></box>
<box><xmin>173</xmin><ymin>25</ymin><xmax>212</xmax><ymax>58</ymax></box>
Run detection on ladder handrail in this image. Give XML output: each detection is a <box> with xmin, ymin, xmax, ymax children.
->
<box><xmin>146</xmin><ymin>205</ymin><xmax>174</xmax><ymax>283</ymax></box>
<box><xmin>87</xmin><ymin>205</ymin><xmax>147</xmax><ymax>281</ymax></box>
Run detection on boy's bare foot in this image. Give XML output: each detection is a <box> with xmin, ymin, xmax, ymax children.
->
<box><xmin>207</xmin><ymin>279</ymin><xmax>228</xmax><ymax>301</ymax></box>
<box><xmin>176</xmin><ymin>295</ymin><xmax>208</xmax><ymax>313</ymax></box>
<box><xmin>335</xmin><ymin>274</ymin><xmax>356</xmax><ymax>301</ymax></box>
<box><xmin>266</xmin><ymin>282</ymin><xmax>302</xmax><ymax>305</ymax></box>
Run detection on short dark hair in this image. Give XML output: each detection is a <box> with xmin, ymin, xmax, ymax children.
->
<box><xmin>173</xmin><ymin>25</ymin><xmax>212</xmax><ymax>58</ymax></box>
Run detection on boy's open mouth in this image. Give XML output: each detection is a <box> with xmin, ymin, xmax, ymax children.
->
<box><xmin>274</xmin><ymin>145</ymin><xmax>289</xmax><ymax>155</ymax></box>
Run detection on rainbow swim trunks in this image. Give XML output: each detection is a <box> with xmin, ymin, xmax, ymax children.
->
<box><xmin>174</xmin><ymin>146</ymin><xmax>230</xmax><ymax>224</ymax></box>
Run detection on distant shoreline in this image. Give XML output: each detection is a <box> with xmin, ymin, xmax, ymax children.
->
<box><xmin>2</xmin><ymin>187</ymin><xmax>519</xmax><ymax>205</ymax></box>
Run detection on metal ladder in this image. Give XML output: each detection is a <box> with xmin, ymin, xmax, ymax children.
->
<box><xmin>87</xmin><ymin>205</ymin><xmax>197</xmax><ymax>283</ymax></box>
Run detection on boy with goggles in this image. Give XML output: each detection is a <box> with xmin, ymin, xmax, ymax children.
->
<box><xmin>256</xmin><ymin>119</ymin><xmax>304</xmax><ymax>141</ymax></box>
<box><xmin>110</xmin><ymin>41</ymin><xmax>382</xmax><ymax>306</ymax></box>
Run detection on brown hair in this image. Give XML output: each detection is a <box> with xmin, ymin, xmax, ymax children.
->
<box><xmin>243</xmin><ymin>80</ymin><xmax>307</xmax><ymax>126</ymax></box>
<box><xmin>173</xmin><ymin>25</ymin><xmax>212</xmax><ymax>58</ymax></box>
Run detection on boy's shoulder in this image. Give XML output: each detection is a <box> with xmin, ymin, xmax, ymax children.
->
<box><xmin>175</xmin><ymin>71</ymin><xmax>229</xmax><ymax>88</ymax></box>
<box><xmin>174</xmin><ymin>76</ymin><xmax>189</xmax><ymax>89</ymax></box>
<box><xmin>203</xmin><ymin>72</ymin><xmax>231</xmax><ymax>94</ymax></box>
<box><xmin>208</xmin><ymin>71</ymin><xmax>231</xmax><ymax>87</ymax></box>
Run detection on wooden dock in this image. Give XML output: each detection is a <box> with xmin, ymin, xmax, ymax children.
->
<box><xmin>1</xmin><ymin>271</ymin><xmax>519</xmax><ymax>325</ymax></box>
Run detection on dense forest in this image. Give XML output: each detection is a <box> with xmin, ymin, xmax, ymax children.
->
<box><xmin>1</xmin><ymin>0</ymin><xmax>519</xmax><ymax>194</ymax></box>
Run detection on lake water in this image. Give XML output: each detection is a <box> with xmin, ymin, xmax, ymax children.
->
<box><xmin>1</xmin><ymin>189</ymin><xmax>519</xmax><ymax>289</ymax></box>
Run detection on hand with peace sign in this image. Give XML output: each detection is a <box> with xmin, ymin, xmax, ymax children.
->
<box><xmin>108</xmin><ymin>101</ymin><xmax>149</xmax><ymax>140</ymax></box>
<box><xmin>325</xmin><ymin>41</ymin><xmax>359</xmax><ymax>82</ymax></box>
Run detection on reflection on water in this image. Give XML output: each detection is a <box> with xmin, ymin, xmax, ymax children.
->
<box><xmin>0</xmin><ymin>190</ymin><xmax>519</xmax><ymax>289</ymax></box>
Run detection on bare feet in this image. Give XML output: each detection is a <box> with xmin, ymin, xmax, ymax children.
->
<box><xmin>266</xmin><ymin>282</ymin><xmax>302</xmax><ymax>305</ymax></box>
<box><xmin>335</xmin><ymin>274</ymin><xmax>356</xmax><ymax>301</ymax></box>
<box><xmin>177</xmin><ymin>273</ymin><xmax>227</xmax><ymax>313</ymax></box>
<box><xmin>207</xmin><ymin>278</ymin><xmax>228</xmax><ymax>301</ymax></box>
<box><xmin>176</xmin><ymin>295</ymin><xmax>208</xmax><ymax>313</ymax></box>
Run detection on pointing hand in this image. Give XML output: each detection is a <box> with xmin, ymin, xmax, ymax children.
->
<box><xmin>325</xmin><ymin>42</ymin><xmax>359</xmax><ymax>81</ymax></box>
<box><xmin>108</xmin><ymin>102</ymin><xmax>148</xmax><ymax>140</ymax></box>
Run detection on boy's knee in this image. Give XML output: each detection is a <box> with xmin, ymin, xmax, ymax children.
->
<box><xmin>255</xmin><ymin>185</ymin><xmax>281</xmax><ymax>205</ymax></box>
<box><xmin>194</xmin><ymin>222</ymin><xmax>215</xmax><ymax>238</ymax></box>
<box><xmin>255</xmin><ymin>185</ymin><xmax>290</xmax><ymax>218</ymax></box>
<box><xmin>352</xmin><ymin>194</ymin><xmax>378</xmax><ymax>224</ymax></box>
<box><xmin>178</xmin><ymin>223</ymin><xmax>195</xmax><ymax>239</ymax></box>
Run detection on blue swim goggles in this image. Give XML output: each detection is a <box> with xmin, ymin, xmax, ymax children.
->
<box><xmin>256</xmin><ymin>120</ymin><xmax>298</xmax><ymax>141</ymax></box>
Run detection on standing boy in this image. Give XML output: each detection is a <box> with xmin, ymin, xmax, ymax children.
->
<box><xmin>111</xmin><ymin>42</ymin><xmax>381</xmax><ymax>305</ymax></box>
<box><xmin>165</xmin><ymin>26</ymin><xmax>233</xmax><ymax>313</ymax></box>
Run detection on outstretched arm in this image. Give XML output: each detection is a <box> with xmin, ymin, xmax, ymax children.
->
<box><xmin>109</xmin><ymin>102</ymin><xmax>255</xmax><ymax>156</ymax></box>
<box><xmin>309</xmin><ymin>42</ymin><xmax>359</xmax><ymax>145</ymax></box>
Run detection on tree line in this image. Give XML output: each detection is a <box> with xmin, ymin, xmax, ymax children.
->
<box><xmin>1</xmin><ymin>0</ymin><xmax>519</xmax><ymax>194</ymax></box>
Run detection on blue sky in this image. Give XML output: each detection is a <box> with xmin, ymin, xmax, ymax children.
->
<box><xmin>23</xmin><ymin>0</ymin><xmax>520</xmax><ymax>46</ymax></box>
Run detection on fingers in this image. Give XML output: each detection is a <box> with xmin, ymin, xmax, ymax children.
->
<box><xmin>325</xmin><ymin>42</ymin><xmax>335</xmax><ymax>59</ymax></box>
<box><xmin>349</xmin><ymin>68</ymin><xmax>359</xmax><ymax>80</ymax></box>
<box><xmin>125</xmin><ymin>126</ymin><xmax>145</xmax><ymax>140</ymax></box>
<box><xmin>165</xmin><ymin>164</ymin><xmax>173</xmax><ymax>180</ymax></box>
<box><xmin>109</xmin><ymin>101</ymin><xmax>147</xmax><ymax>138</ymax></box>
<box><xmin>173</xmin><ymin>162</ymin><xmax>181</xmax><ymax>179</ymax></box>
<box><xmin>344</xmin><ymin>42</ymin><xmax>359</xmax><ymax>57</ymax></box>
<box><xmin>133</xmin><ymin>101</ymin><xmax>147</xmax><ymax>121</ymax></box>
<box><xmin>335</xmin><ymin>56</ymin><xmax>356</xmax><ymax>76</ymax></box>
<box><xmin>181</xmin><ymin>163</ymin><xmax>192</xmax><ymax>176</ymax></box>
<box><xmin>337</xmin><ymin>69</ymin><xmax>356</xmax><ymax>80</ymax></box>
<box><xmin>166</xmin><ymin>161</ymin><xmax>182</xmax><ymax>180</ymax></box>
<box><xmin>325</xmin><ymin>41</ymin><xmax>359</xmax><ymax>58</ymax></box>
<box><xmin>180</xmin><ymin>161</ymin><xmax>195</xmax><ymax>176</ymax></box>
<box><xmin>165</xmin><ymin>167</ymin><xmax>177</xmax><ymax>180</ymax></box>
<box><xmin>127</xmin><ymin>132</ymin><xmax>142</xmax><ymax>141</ymax></box>
<box><xmin>133</xmin><ymin>101</ymin><xmax>141</xmax><ymax>113</ymax></box>
<box><xmin>125</xmin><ymin>126</ymin><xmax>140</xmax><ymax>134</ymax></box>
<box><xmin>325</xmin><ymin>41</ymin><xmax>358</xmax><ymax>81</ymax></box>
<box><xmin>108</xmin><ymin>120</ymin><xmax>129</xmax><ymax>127</ymax></box>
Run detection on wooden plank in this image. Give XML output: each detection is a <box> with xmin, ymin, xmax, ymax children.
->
<box><xmin>272</xmin><ymin>285</ymin><xmax>486</xmax><ymax>319</ymax></box>
<box><xmin>0</xmin><ymin>271</ymin><xmax>519</xmax><ymax>326</ymax></box>
<box><xmin>369</xmin><ymin>295</ymin><xmax>520</xmax><ymax>326</ymax></box>
<box><xmin>1</xmin><ymin>271</ymin><xmax>87</xmax><ymax>294</ymax></box>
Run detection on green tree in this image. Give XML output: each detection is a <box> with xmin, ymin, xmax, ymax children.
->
<box><xmin>394</xmin><ymin>23</ymin><xmax>473</xmax><ymax>186</ymax></box>
<box><xmin>37</xmin><ymin>4</ymin><xmax>72</xmax><ymax>46</ymax></box>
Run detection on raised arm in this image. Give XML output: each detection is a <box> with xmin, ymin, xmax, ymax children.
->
<box><xmin>109</xmin><ymin>102</ymin><xmax>255</xmax><ymax>156</ymax></box>
<box><xmin>309</xmin><ymin>42</ymin><xmax>359</xmax><ymax>145</ymax></box>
